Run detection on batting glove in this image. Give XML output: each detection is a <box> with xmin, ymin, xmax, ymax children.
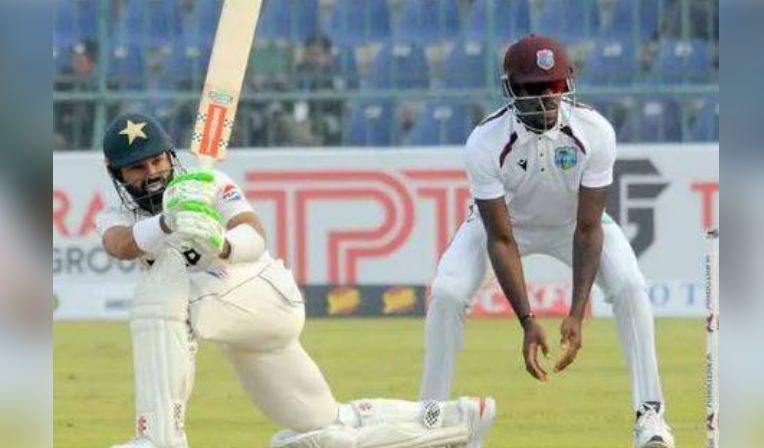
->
<box><xmin>167</xmin><ymin>201</ymin><xmax>227</xmax><ymax>257</ymax></box>
<box><xmin>163</xmin><ymin>171</ymin><xmax>219</xmax><ymax>211</ymax></box>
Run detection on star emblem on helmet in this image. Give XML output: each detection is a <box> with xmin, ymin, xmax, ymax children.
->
<box><xmin>119</xmin><ymin>119</ymin><xmax>148</xmax><ymax>145</ymax></box>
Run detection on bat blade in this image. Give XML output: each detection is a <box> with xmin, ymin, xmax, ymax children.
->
<box><xmin>190</xmin><ymin>0</ymin><xmax>262</xmax><ymax>165</ymax></box>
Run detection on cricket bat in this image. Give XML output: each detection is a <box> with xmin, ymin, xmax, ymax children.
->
<box><xmin>190</xmin><ymin>0</ymin><xmax>263</xmax><ymax>169</ymax></box>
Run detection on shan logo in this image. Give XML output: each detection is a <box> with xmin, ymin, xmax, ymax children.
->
<box><xmin>606</xmin><ymin>159</ymin><xmax>669</xmax><ymax>256</ymax></box>
<box><xmin>554</xmin><ymin>145</ymin><xmax>578</xmax><ymax>171</ymax></box>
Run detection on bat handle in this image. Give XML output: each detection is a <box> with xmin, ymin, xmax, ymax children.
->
<box><xmin>197</xmin><ymin>155</ymin><xmax>216</xmax><ymax>172</ymax></box>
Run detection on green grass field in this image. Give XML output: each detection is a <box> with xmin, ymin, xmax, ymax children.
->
<box><xmin>54</xmin><ymin>318</ymin><xmax>704</xmax><ymax>448</ymax></box>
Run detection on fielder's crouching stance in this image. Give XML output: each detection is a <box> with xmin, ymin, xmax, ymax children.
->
<box><xmin>98</xmin><ymin>113</ymin><xmax>496</xmax><ymax>448</ymax></box>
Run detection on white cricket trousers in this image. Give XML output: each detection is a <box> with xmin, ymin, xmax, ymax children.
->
<box><xmin>420</xmin><ymin>217</ymin><xmax>665</xmax><ymax>411</ymax></box>
<box><xmin>189</xmin><ymin>261</ymin><xmax>339</xmax><ymax>432</ymax></box>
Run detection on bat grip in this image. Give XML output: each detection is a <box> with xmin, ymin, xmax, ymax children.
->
<box><xmin>197</xmin><ymin>155</ymin><xmax>216</xmax><ymax>172</ymax></box>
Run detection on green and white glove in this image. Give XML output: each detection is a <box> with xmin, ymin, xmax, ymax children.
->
<box><xmin>163</xmin><ymin>171</ymin><xmax>219</xmax><ymax>210</ymax></box>
<box><xmin>164</xmin><ymin>201</ymin><xmax>227</xmax><ymax>257</ymax></box>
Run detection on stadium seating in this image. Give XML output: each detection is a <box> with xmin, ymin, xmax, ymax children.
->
<box><xmin>256</xmin><ymin>0</ymin><xmax>319</xmax><ymax>43</ymax></box>
<box><xmin>125</xmin><ymin>0</ymin><xmax>182</xmax><ymax>51</ymax></box>
<box><xmin>327</xmin><ymin>0</ymin><xmax>391</xmax><ymax>47</ymax></box>
<box><xmin>395</xmin><ymin>0</ymin><xmax>461</xmax><ymax>46</ymax></box>
<box><xmin>176</xmin><ymin>0</ymin><xmax>221</xmax><ymax>46</ymax></box>
<box><xmin>534</xmin><ymin>0</ymin><xmax>599</xmax><ymax>42</ymax></box>
<box><xmin>466</xmin><ymin>0</ymin><xmax>531</xmax><ymax>45</ymax></box>
<box><xmin>366</xmin><ymin>43</ymin><xmax>430</xmax><ymax>90</ymax></box>
<box><xmin>689</xmin><ymin>96</ymin><xmax>719</xmax><ymax>142</ymax></box>
<box><xmin>619</xmin><ymin>98</ymin><xmax>683</xmax><ymax>142</ymax></box>
<box><xmin>55</xmin><ymin>0</ymin><xmax>98</xmax><ymax>47</ymax></box>
<box><xmin>650</xmin><ymin>39</ymin><xmax>713</xmax><ymax>84</ymax></box>
<box><xmin>160</xmin><ymin>35</ymin><xmax>212</xmax><ymax>90</ymax></box>
<box><xmin>408</xmin><ymin>99</ymin><xmax>479</xmax><ymax>146</ymax></box>
<box><xmin>596</xmin><ymin>0</ymin><xmax>660</xmax><ymax>39</ymax></box>
<box><xmin>346</xmin><ymin>99</ymin><xmax>396</xmax><ymax>146</ymax></box>
<box><xmin>582</xmin><ymin>40</ymin><xmax>638</xmax><ymax>86</ymax></box>
<box><xmin>442</xmin><ymin>41</ymin><xmax>493</xmax><ymax>89</ymax></box>
<box><xmin>52</xmin><ymin>0</ymin><xmax>720</xmax><ymax>147</ymax></box>
<box><xmin>107</xmin><ymin>42</ymin><xmax>148</xmax><ymax>90</ymax></box>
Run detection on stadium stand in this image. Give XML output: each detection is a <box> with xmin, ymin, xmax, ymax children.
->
<box><xmin>407</xmin><ymin>99</ymin><xmax>481</xmax><ymax>146</ymax></box>
<box><xmin>395</xmin><ymin>0</ymin><xmax>461</xmax><ymax>46</ymax></box>
<box><xmin>53</xmin><ymin>0</ymin><xmax>719</xmax><ymax>149</ymax></box>
<box><xmin>346</xmin><ymin>99</ymin><xmax>396</xmax><ymax>146</ymax></box>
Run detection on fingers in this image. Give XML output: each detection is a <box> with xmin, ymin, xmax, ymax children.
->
<box><xmin>524</xmin><ymin>343</ymin><xmax>549</xmax><ymax>382</ymax></box>
<box><xmin>554</xmin><ymin>335</ymin><xmax>581</xmax><ymax>373</ymax></box>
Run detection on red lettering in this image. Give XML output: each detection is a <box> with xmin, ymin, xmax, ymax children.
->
<box><xmin>78</xmin><ymin>193</ymin><xmax>105</xmax><ymax>237</ymax></box>
<box><xmin>53</xmin><ymin>189</ymin><xmax>71</xmax><ymax>237</ymax></box>
<box><xmin>691</xmin><ymin>182</ymin><xmax>719</xmax><ymax>230</ymax></box>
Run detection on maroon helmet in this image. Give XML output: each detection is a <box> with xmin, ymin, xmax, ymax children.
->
<box><xmin>501</xmin><ymin>34</ymin><xmax>576</xmax><ymax>131</ymax></box>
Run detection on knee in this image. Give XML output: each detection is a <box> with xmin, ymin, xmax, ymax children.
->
<box><xmin>429</xmin><ymin>273</ymin><xmax>472</xmax><ymax>313</ymax></box>
<box><xmin>607</xmin><ymin>273</ymin><xmax>648</xmax><ymax>305</ymax></box>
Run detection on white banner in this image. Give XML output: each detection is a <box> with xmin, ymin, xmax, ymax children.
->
<box><xmin>53</xmin><ymin>144</ymin><xmax>718</xmax><ymax>320</ymax></box>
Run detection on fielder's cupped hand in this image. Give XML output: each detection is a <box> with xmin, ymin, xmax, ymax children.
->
<box><xmin>555</xmin><ymin>316</ymin><xmax>583</xmax><ymax>373</ymax></box>
<box><xmin>522</xmin><ymin>319</ymin><xmax>551</xmax><ymax>382</ymax></box>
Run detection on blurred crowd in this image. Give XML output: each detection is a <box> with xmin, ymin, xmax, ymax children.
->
<box><xmin>53</xmin><ymin>0</ymin><xmax>719</xmax><ymax>150</ymax></box>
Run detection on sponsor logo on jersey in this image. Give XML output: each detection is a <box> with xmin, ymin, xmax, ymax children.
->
<box><xmin>221</xmin><ymin>184</ymin><xmax>242</xmax><ymax>202</ymax></box>
<box><xmin>554</xmin><ymin>145</ymin><xmax>578</xmax><ymax>170</ymax></box>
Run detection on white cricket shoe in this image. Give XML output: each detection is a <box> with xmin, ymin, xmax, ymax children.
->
<box><xmin>459</xmin><ymin>397</ymin><xmax>497</xmax><ymax>448</ymax></box>
<box><xmin>634</xmin><ymin>403</ymin><xmax>675</xmax><ymax>448</ymax></box>
<box><xmin>110</xmin><ymin>437</ymin><xmax>158</xmax><ymax>448</ymax></box>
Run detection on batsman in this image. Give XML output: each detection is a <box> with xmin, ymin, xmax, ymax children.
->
<box><xmin>98</xmin><ymin>113</ymin><xmax>496</xmax><ymax>448</ymax></box>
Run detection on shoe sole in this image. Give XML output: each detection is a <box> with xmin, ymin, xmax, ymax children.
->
<box><xmin>640</xmin><ymin>441</ymin><xmax>673</xmax><ymax>448</ymax></box>
<box><xmin>467</xmin><ymin>397</ymin><xmax>496</xmax><ymax>448</ymax></box>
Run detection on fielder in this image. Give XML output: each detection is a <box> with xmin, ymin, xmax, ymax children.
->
<box><xmin>97</xmin><ymin>113</ymin><xmax>496</xmax><ymax>448</ymax></box>
<box><xmin>419</xmin><ymin>34</ymin><xmax>675</xmax><ymax>448</ymax></box>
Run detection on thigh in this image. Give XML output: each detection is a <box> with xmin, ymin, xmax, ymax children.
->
<box><xmin>189</xmin><ymin>277</ymin><xmax>305</xmax><ymax>353</ymax></box>
<box><xmin>432</xmin><ymin>216</ymin><xmax>493</xmax><ymax>297</ymax></box>
<box><xmin>544</xmin><ymin>223</ymin><xmax>646</xmax><ymax>297</ymax></box>
<box><xmin>224</xmin><ymin>341</ymin><xmax>339</xmax><ymax>432</ymax></box>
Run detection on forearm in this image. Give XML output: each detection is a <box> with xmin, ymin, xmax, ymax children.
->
<box><xmin>102</xmin><ymin>215</ymin><xmax>171</xmax><ymax>260</ymax></box>
<box><xmin>487</xmin><ymin>238</ymin><xmax>533</xmax><ymax>320</ymax></box>
<box><xmin>570</xmin><ymin>224</ymin><xmax>604</xmax><ymax>318</ymax></box>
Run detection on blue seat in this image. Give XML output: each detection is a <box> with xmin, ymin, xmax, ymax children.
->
<box><xmin>442</xmin><ymin>41</ymin><xmax>492</xmax><ymax>89</ymax></box>
<box><xmin>327</xmin><ymin>0</ymin><xmax>391</xmax><ymax>46</ymax></box>
<box><xmin>596</xmin><ymin>0</ymin><xmax>660</xmax><ymax>39</ymax></box>
<box><xmin>690</xmin><ymin>96</ymin><xmax>719</xmax><ymax>142</ymax></box>
<box><xmin>125</xmin><ymin>0</ymin><xmax>183</xmax><ymax>50</ymax></box>
<box><xmin>366</xmin><ymin>43</ymin><xmax>430</xmax><ymax>90</ymax></box>
<box><xmin>256</xmin><ymin>0</ymin><xmax>319</xmax><ymax>43</ymax></box>
<box><xmin>346</xmin><ymin>99</ymin><xmax>396</xmax><ymax>146</ymax></box>
<box><xmin>160</xmin><ymin>35</ymin><xmax>212</xmax><ymax>90</ymax></box>
<box><xmin>332</xmin><ymin>46</ymin><xmax>360</xmax><ymax>90</ymax></box>
<box><xmin>408</xmin><ymin>99</ymin><xmax>477</xmax><ymax>146</ymax></box>
<box><xmin>582</xmin><ymin>40</ymin><xmax>638</xmax><ymax>86</ymax></box>
<box><xmin>533</xmin><ymin>0</ymin><xmax>598</xmax><ymax>42</ymax></box>
<box><xmin>177</xmin><ymin>0</ymin><xmax>222</xmax><ymax>46</ymax></box>
<box><xmin>619</xmin><ymin>99</ymin><xmax>682</xmax><ymax>143</ymax></box>
<box><xmin>395</xmin><ymin>0</ymin><xmax>461</xmax><ymax>45</ymax></box>
<box><xmin>650</xmin><ymin>39</ymin><xmax>713</xmax><ymax>84</ymax></box>
<box><xmin>55</xmin><ymin>0</ymin><xmax>98</xmax><ymax>46</ymax></box>
<box><xmin>466</xmin><ymin>0</ymin><xmax>530</xmax><ymax>45</ymax></box>
<box><xmin>107</xmin><ymin>42</ymin><xmax>148</xmax><ymax>90</ymax></box>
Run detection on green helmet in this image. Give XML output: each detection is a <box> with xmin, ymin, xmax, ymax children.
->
<box><xmin>102</xmin><ymin>113</ymin><xmax>181</xmax><ymax>214</ymax></box>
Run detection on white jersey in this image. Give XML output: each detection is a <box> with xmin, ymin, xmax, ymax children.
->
<box><xmin>464</xmin><ymin>102</ymin><xmax>616</xmax><ymax>231</ymax></box>
<box><xmin>96</xmin><ymin>170</ymin><xmax>272</xmax><ymax>277</ymax></box>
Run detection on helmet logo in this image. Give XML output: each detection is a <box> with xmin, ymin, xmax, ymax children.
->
<box><xmin>119</xmin><ymin>119</ymin><xmax>148</xmax><ymax>145</ymax></box>
<box><xmin>536</xmin><ymin>49</ymin><xmax>555</xmax><ymax>71</ymax></box>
